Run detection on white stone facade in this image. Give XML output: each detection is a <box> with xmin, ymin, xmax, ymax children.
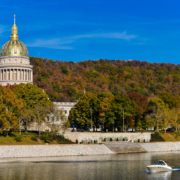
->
<box><xmin>0</xmin><ymin>56</ymin><xmax>33</xmax><ymax>86</ymax></box>
<box><xmin>53</xmin><ymin>102</ymin><xmax>77</xmax><ymax>119</ymax></box>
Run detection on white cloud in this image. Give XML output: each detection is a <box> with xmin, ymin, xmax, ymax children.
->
<box><xmin>27</xmin><ymin>31</ymin><xmax>137</xmax><ymax>49</ymax></box>
<box><xmin>73</xmin><ymin>31</ymin><xmax>137</xmax><ymax>40</ymax></box>
<box><xmin>26</xmin><ymin>38</ymin><xmax>73</xmax><ymax>49</ymax></box>
<box><xmin>0</xmin><ymin>26</ymin><xmax>6</xmax><ymax>35</ymax></box>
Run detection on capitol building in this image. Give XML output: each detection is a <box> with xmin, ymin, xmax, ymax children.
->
<box><xmin>0</xmin><ymin>15</ymin><xmax>76</xmax><ymax>131</ymax></box>
<box><xmin>0</xmin><ymin>15</ymin><xmax>33</xmax><ymax>86</ymax></box>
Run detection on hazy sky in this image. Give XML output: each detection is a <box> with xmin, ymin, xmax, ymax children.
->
<box><xmin>1</xmin><ymin>0</ymin><xmax>180</xmax><ymax>63</ymax></box>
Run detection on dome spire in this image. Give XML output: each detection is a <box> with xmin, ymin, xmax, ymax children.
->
<box><xmin>11</xmin><ymin>14</ymin><xmax>18</xmax><ymax>40</ymax></box>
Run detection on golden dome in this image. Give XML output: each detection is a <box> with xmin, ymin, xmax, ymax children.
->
<box><xmin>0</xmin><ymin>15</ymin><xmax>29</xmax><ymax>57</ymax></box>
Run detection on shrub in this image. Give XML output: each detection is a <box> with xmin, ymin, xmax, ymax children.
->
<box><xmin>151</xmin><ymin>132</ymin><xmax>165</xmax><ymax>142</ymax></box>
<box><xmin>94</xmin><ymin>140</ymin><xmax>97</xmax><ymax>144</ymax></box>
<box><xmin>31</xmin><ymin>135</ymin><xmax>38</xmax><ymax>141</ymax></box>
<box><xmin>14</xmin><ymin>135</ymin><xmax>22</xmax><ymax>142</ymax></box>
<box><xmin>144</xmin><ymin>139</ymin><xmax>146</xmax><ymax>143</ymax></box>
<box><xmin>124</xmin><ymin>137</ymin><xmax>128</xmax><ymax>141</ymax></box>
<box><xmin>55</xmin><ymin>135</ymin><xmax>74</xmax><ymax>144</ymax></box>
<box><xmin>138</xmin><ymin>139</ymin><xmax>140</xmax><ymax>142</ymax></box>
<box><xmin>76</xmin><ymin>139</ymin><xmax>78</xmax><ymax>144</ymax></box>
<box><xmin>116</xmin><ymin>138</ymin><xmax>119</xmax><ymax>141</ymax></box>
<box><xmin>110</xmin><ymin>138</ymin><xmax>112</xmax><ymax>141</ymax></box>
<box><xmin>104</xmin><ymin>138</ymin><xmax>106</xmax><ymax>142</ymax></box>
<box><xmin>40</xmin><ymin>135</ymin><xmax>53</xmax><ymax>143</ymax></box>
<box><xmin>123</xmin><ymin>138</ymin><xmax>125</xmax><ymax>141</ymax></box>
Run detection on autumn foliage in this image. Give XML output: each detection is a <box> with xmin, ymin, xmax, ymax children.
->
<box><xmin>31</xmin><ymin>57</ymin><xmax>180</xmax><ymax>102</ymax></box>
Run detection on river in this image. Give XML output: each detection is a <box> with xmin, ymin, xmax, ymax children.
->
<box><xmin>0</xmin><ymin>152</ymin><xmax>180</xmax><ymax>180</ymax></box>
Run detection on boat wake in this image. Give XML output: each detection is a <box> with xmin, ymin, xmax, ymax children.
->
<box><xmin>172</xmin><ymin>167</ymin><xmax>180</xmax><ymax>171</ymax></box>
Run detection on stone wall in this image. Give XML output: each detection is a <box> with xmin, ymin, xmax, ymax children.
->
<box><xmin>0</xmin><ymin>144</ymin><xmax>114</xmax><ymax>158</ymax></box>
<box><xmin>105</xmin><ymin>142</ymin><xmax>147</xmax><ymax>153</ymax></box>
<box><xmin>139</xmin><ymin>142</ymin><xmax>180</xmax><ymax>152</ymax></box>
<box><xmin>64</xmin><ymin>132</ymin><xmax>151</xmax><ymax>143</ymax></box>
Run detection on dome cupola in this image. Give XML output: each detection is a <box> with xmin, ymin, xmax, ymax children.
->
<box><xmin>0</xmin><ymin>15</ymin><xmax>29</xmax><ymax>57</ymax></box>
<box><xmin>0</xmin><ymin>15</ymin><xmax>33</xmax><ymax>86</ymax></box>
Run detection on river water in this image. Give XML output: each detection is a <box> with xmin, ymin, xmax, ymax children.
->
<box><xmin>0</xmin><ymin>152</ymin><xmax>180</xmax><ymax>180</ymax></box>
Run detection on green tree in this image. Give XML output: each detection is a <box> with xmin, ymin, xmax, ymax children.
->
<box><xmin>13</xmin><ymin>83</ymin><xmax>52</xmax><ymax>108</ymax></box>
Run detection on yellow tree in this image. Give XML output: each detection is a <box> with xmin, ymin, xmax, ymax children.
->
<box><xmin>146</xmin><ymin>97</ymin><xmax>166</xmax><ymax>132</ymax></box>
<box><xmin>162</xmin><ymin>107</ymin><xmax>171</xmax><ymax>133</ymax></box>
<box><xmin>50</xmin><ymin>104</ymin><xmax>69</xmax><ymax>133</ymax></box>
<box><xmin>146</xmin><ymin>105</ymin><xmax>164</xmax><ymax>132</ymax></box>
<box><xmin>170</xmin><ymin>108</ymin><xmax>180</xmax><ymax>132</ymax></box>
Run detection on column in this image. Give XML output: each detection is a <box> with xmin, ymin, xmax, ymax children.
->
<box><xmin>31</xmin><ymin>70</ymin><xmax>33</xmax><ymax>82</ymax></box>
<box><xmin>9</xmin><ymin>69</ymin><xmax>11</xmax><ymax>80</ymax></box>
<box><xmin>17</xmin><ymin>69</ymin><xmax>19</xmax><ymax>80</ymax></box>
<box><xmin>24</xmin><ymin>69</ymin><xmax>25</xmax><ymax>81</ymax></box>
<box><xmin>27</xmin><ymin>70</ymin><xmax>29</xmax><ymax>81</ymax></box>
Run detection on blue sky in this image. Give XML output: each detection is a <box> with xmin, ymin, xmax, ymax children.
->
<box><xmin>1</xmin><ymin>0</ymin><xmax>180</xmax><ymax>63</ymax></box>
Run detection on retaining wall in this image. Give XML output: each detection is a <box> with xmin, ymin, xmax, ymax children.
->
<box><xmin>0</xmin><ymin>144</ymin><xmax>114</xmax><ymax>158</ymax></box>
<box><xmin>139</xmin><ymin>142</ymin><xmax>180</xmax><ymax>152</ymax></box>
<box><xmin>105</xmin><ymin>142</ymin><xmax>147</xmax><ymax>153</ymax></box>
<box><xmin>64</xmin><ymin>132</ymin><xmax>151</xmax><ymax>143</ymax></box>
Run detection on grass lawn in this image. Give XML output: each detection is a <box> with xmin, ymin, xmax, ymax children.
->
<box><xmin>170</xmin><ymin>133</ymin><xmax>180</xmax><ymax>141</ymax></box>
<box><xmin>0</xmin><ymin>135</ymin><xmax>43</xmax><ymax>145</ymax></box>
<box><xmin>160</xmin><ymin>133</ymin><xmax>176</xmax><ymax>142</ymax></box>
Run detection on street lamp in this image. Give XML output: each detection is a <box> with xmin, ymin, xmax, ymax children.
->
<box><xmin>123</xmin><ymin>108</ymin><xmax>124</xmax><ymax>132</ymax></box>
<box><xmin>112</xmin><ymin>121</ymin><xmax>115</xmax><ymax>132</ymax></box>
<box><xmin>91</xmin><ymin>107</ymin><xmax>92</xmax><ymax>132</ymax></box>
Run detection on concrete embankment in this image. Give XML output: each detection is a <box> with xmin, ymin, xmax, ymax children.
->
<box><xmin>0</xmin><ymin>144</ymin><xmax>114</xmax><ymax>158</ymax></box>
<box><xmin>105</xmin><ymin>142</ymin><xmax>147</xmax><ymax>153</ymax></box>
<box><xmin>139</xmin><ymin>142</ymin><xmax>180</xmax><ymax>152</ymax></box>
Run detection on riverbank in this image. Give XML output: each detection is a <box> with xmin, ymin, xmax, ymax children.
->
<box><xmin>0</xmin><ymin>144</ymin><xmax>114</xmax><ymax>158</ymax></box>
<box><xmin>0</xmin><ymin>141</ymin><xmax>180</xmax><ymax>158</ymax></box>
<box><xmin>140</xmin><ymin>142</ymin><xmax>180</xmax><ymax>152</ymax></box>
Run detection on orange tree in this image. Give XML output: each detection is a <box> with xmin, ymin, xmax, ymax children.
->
<box><xmin>0</xmin><ymin>85</ymin><xmax>24</xmax><ymax>134</ymax></box>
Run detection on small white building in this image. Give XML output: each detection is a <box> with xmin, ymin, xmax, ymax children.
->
<box><xmin>53</xmin><ymin>102</ymin><xmax>77</xmax><ymax>119</ymax></box>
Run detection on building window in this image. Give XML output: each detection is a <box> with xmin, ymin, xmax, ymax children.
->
<box><xmin>65</xmin><ymin>110</ymin><xmax>67</xmax><ymax>114</ymax></box>
<box><xmin>20</xmin><ymin>52</ymin><xmax>22</xmax><ymax>55</ymax></box>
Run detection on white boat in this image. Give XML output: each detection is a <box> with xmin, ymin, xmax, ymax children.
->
<box><xmin>147</xmin><ymin>160</ymin><xmax>172</xmax><ymax>172</ymax></box>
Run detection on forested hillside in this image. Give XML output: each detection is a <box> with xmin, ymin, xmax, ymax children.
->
<box><xmin>30</xmin><ymin>57</ymin><xmax>180</xmax><ymax>102</ymax></box>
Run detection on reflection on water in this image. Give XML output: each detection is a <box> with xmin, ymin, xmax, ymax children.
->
<box><xmin>0</xmin><ymin>152</ymin><xmax>180</xmax><ymax>180</ymax></box>
<box><xmin>146</xmin><ymin>171</ymin><xmax>172</xmax><ymax>180</ymax></box>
